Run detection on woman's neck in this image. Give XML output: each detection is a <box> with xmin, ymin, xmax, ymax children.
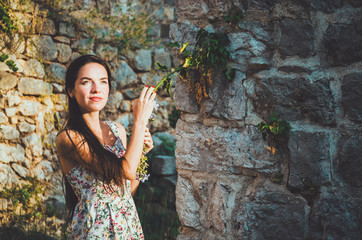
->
<box><xmin>82</xmin><ymin>111</ymin><xmax>102</xmax><ymax>137</ymax></box>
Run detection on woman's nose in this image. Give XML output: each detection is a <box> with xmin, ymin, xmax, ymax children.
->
<box><xmin>91</xmin><ymin>82</ymin><xmax>101</xmax><ymax>93</ymax></box>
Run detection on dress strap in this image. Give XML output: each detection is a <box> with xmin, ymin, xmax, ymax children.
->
<box><xmin>104</xmin><ymin>120</ymin><xmax>122</xmax><ymax>139</ymax></box>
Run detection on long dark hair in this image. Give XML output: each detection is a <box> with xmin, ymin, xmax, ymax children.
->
<box><xmin>60</xmin><ymin>55</ymin><xmax>126</xmax><ymax>222</ymax></box>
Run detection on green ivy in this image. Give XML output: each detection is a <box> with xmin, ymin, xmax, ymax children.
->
<box><xmin>257</xmin><ymin>113</ymin><xmax>290</xmax><ymax>155</ymax></box>
<box><xmin>155</xmin><ymin>28</ymin><xmax>235</xmax><ymax>102</ymax></box>
<box><xmin>0</xmin><ymin>53</ymin><xmax>19</xmax><ymax>72</ymax></box>
<box><xmin>0</xmin><ymin>2</ymin><xmax>18</xmax><ymax>34</ymax></box>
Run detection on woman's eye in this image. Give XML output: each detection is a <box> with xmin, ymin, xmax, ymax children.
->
<box><xmin>81</xmin><ymin>81</ymin><xmax>89</xmax><ymax>85</ymax></box>
<box><xmin>101</xmin><ymin>80</ymin><xmax>108</xmax><ymax>84</ymax></box>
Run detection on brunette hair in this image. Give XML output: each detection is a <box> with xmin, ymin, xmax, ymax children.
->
<box><xmin>60</xmin><ymin>55</ymin><xmax>126</xmax><ymax>221</ymax></box>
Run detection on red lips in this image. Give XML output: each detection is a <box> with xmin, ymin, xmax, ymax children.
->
<box><xmin>90</xmin><ymin>96</ymin><xmax>103</xmax><ymax>102</ymax></box>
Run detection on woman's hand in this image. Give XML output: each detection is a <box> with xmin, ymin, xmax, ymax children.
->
<box><xmin>143</xmin><ymin>127</ymin><xmax>153</xmax><ymax>154</ymax></box>
<box><xmin>132</xmin><ymin>86</ymin><xmax>156</xmax><ymax>125</ymax></box>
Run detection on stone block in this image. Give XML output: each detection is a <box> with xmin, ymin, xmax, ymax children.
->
<box><xmin>134</xmin><ymin>49</ymin><xmax>152</xmax><ymax>71</ymax></box>
<box><xmin>22</xmin><ymin>133</ymin><xmax>43</xmax><ymax>157</ymax></box>
<box><xmin>59</xmin><ymin>22</ymin><xmax>76</xmax><ymax>38</ymax></box>
<box><xmin>341</xmin><ymin>72</ymin><xmax>362</xmax><ymax>124</ymax></box>
<box><xmin>254</xmin><ymin>77</ymin><xmax>336</xmax><ymax>126</ymax></box>
<box><xmin>154</xmin><ymin>48</ymin><xmax>172</xmax><ymax>69</ymax></box>
<box><xmin>336</xmin><ymin>134</ymin><xmax>362</xmax><ymax>187</ymax></box>
<box><xmin>18</xmin><ymin>77</ymin><xmax>53</xmax><ymax>95</ymax></box>
<box><xmin>71</xmin><ymin>38</ymin><xmax>94</xmax><ymax>51</ymax></box>
<box><xmin>310</xmin><ymin>187</ymin><xmax>362</xmax><ymax>240</ymax></box>
<box><xmin>288</xmin><ymin>131</ymin><xmax>331</xmax><ymax>188</ymax></box>
<box><xmin>279</xmin><ymin>18</ymin><xmax>315</xmax><ymax>58</ymax></box>
<box><xmin>175</xmin><ymin>0</ymin><xmax>209</xmax><ymax>19</ymax></box>
<box><xmin>299</xmin><ymin>0</ymin><xmax>344</xmax><ymax>12</ymax></box>
<box><xmin>176</xmin><ymin>175</ymin><xmax>202</xmax><ymax>230</ymax></box>
<box><xmin>22</xmin><ymin>59</ymin><xmax>45</xmax><ymax>78</ymax></box>
<box><xmin>152</xmin><ymin>155</ymin><xmax>176</xmax><ymax>175</ymax></box>
<box><xmin>212</xmin><ymin>71</ymin><xmax>247</xmax><ymax>120</ymax></box>
<box><xmin>176</xmin><ymin>120</ymin><xmax>285</xmax><ymax>175</ymax></box>
<box><xmin>233</xmin><ymin>181</ymin><xmax>309</xmax><ymax>240</ymax></box>
<box><xmin>0</xmin><ymin>125</ymin><xmax>20</xmax><ymax>140</ymax></box>
<box><xmin>103</xmin><ymin>92</ymin><xmax>123</xmax><ymax>113</ymax></box>
<box><xmin>30</xmin><ymin>160</ymin><xmax>52</xmax><ymax>181</ymax></box>
<box><xmin>39</xmin><ymin>18</ymin><xmax>56</xmax><ymax>35</ymax></box>
<box><xmin>0</xmin><ymin>163</ymin><xmax>20</xmax><ymax>187</ymax></box>
<box><xmin>27</xmin><ymin>35</ymin><xmax>57</xmax><ymax>61</ymax></box>
<box><xmin>11</xmin><ymin>163</ymin><xmax>28</xmax><ymax>178</ymax></box>
<box><xmin>169</xmin><ymin>22</ymin><xmax>199</xmax><ymax>45</ymax></box>
<box><xmin>56</xmin><ymin>43</ymin><xmax>72</xmax><ymax>63</ymax></box>
<box><xmin>0</xmin><ymin>71</ymin><xmax>18</xmax><ymax>91</ymax></box>
<box><xmin>18</xmin><ymin>122</ymin><xmax>36</xmax><ymax>133</ymax></box>
<box><xmin>5</xmin><ymin>90</ymin><xmax>22</xmax><ymax>107</ymax></box>
<box><xmin>0</xmin><ymin>112</ymin><xmax>7</xmax><ymax>124</ymax></box>
<box><xmin>113</xmin><ymin>60</ymin><xmax>137</xmax><ymax>89</ymax></box>
<box><xmin>18</xmin><ymin>100</ymin><xmax>38</xmax><ymax>116</ymax></box>
<box><xmin>0</xmin><ymin>144</ymin><xmax>25</xmax><ymax>164</ymax></box>
<box><xmin>324</xmin><ymin>18</ymin><xmax>362</xmax><ymax>66</ymax></box>
<box><xmin>47</xmin><ymin>63</ymin><xmax>66</xmax><ymax>83</ymax></box>
<box><xmin>174</xmin><ymin>76</ymin><xmax>199</xmax><ymax>114</ymax></box>
<box><xmin>96</xmin><ymin>44</ymin><xmax>117</xmax><ymax>62</ymax></box>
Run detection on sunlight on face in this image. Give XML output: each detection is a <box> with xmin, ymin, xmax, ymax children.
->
<box><xmin>71</xmin><ymin>62</ymin><xmax>110</xmax><ymax>114</ymax></box>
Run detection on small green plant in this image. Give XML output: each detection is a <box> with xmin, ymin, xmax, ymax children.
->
<box><xmin>155</xmin><ymin>28</ymin><xmax>235</xmax><ymax>102</ymax></box>
<box><xmin>224</xmin><ymin>8</ymin><xmax>243</xmax><ymax>25</ymax></box>
<box><xmin>0</xmin><ymin>53</ymin><xmax>19</xmax><ymax>72</ymax></box>
<box><xmin>168</xmin><ymin>106</ymin><xmax>180</xmax><ymax>129</ymax></box>
<box><xmin>0</xmin><ymin>177</ymin><xmax>67</xmax><ymax>238</ymax></box>
<box><xmin>257</xmin><ymin>113</ymin><xmax>290</xmax><ymax>155</ymax></box>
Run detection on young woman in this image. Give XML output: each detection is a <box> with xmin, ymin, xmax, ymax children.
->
<box><xmin>56</xmin><ymin>55</ymin><xmax>155</xmax><ymax>239</ymax></box>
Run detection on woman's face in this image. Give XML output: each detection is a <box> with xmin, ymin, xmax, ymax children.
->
<box><xmin>69</xmin><ymin>62</ymin><xmax>110</xmax><ymax>114</ymax></box>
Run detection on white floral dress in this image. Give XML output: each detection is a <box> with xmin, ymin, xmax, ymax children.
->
<box><xmin>65</xmin><ymin>121</ymin><xmax>144</xmax><ymax>240</ymax></box>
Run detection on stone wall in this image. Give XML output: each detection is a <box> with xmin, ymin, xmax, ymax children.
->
<box><xmin>172</xmin><ymin>0</ymin><xmax>362</xmax><ymax>239</ymax></box>
<box><xmin>0</xmin><ymin>0</ymin><xmax>176</xmax><ymax>217</ymax></box>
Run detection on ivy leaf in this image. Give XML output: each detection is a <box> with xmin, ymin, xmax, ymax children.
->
<box><xmin>0</xmin><ymin>53</ymin><xmax>9</xmax><ymax>62</ymax></box>
<box><xmin>183</xmin><ymin>57</ymin><xmax>192</xmax><ymax>68</ymax></box>
<box><xmin>179</xmin><ymin>43</ymin><xmax>189</xmax><ymax>54</ymax></box>
<box><xmin>156</xmin><ymin>62</ymin><xmax>168</xmax><ymax>72</ymax></box>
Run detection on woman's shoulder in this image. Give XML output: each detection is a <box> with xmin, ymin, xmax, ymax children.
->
<box><xmin>56</xmin><ymin>129</ymin><xmax>85</xmax><ymax>155</ymax></box>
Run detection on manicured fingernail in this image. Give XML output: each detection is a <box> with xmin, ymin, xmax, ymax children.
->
<box><xmin>152</xmin><ymin>86</ymin><xmax>155</xmax><ymax>88</ymax></box>
<box><xmin>145</xmin><ymin>85</ymin><xmax>148</xmax><ymax>88</ymax></box>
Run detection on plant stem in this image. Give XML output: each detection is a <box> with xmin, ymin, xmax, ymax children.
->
<box><xmin>154</xmin><ymin>66</ymin><xmax>186</xmax><ymax>92</ymax></box>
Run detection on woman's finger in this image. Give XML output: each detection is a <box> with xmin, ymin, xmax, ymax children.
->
<box><xmin>139</xmin><ymin>86</ymin><xmax>149</xmax><ymax>102</ymax></box>
<box><xmin>144</xmin><ymin>86</ymin><xmax>155</xmax><ymax>101</ymax></box>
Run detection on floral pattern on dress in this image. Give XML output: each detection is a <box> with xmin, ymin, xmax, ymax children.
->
<box><xmin>65</xmin><ymin>121</ymin><xmax>144</xmax><ymax>240</ymax></box>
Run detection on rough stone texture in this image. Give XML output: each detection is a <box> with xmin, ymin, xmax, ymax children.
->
<box><xmin>40</xmin><ymin>18</ymin><xmax>56</xmax><ymax>35</ymax></box>
<box><xmin>174</xmin><ymin>76</ymin><xmax>199</xmax><ymax>113</ymax></box>
<box><xmin>0</xmin><ymin>125</ymin><xmax>20</xmax><ymax>140</ymax></box>
<box><xmin>324</xmin><ymin>19</ymin><xmax>362</xmax><ymax>66</ymax></box>
<box><xmin>71</xmin><ymin>38</ymin><xmax>95</xmax><ymax>51</ymax></box>
<box><xmin>173</xmin><ymin>1</ymin><xmax>362</xmax><ymax>239</ymax></box>
<box><xmin>288</xmin><ymin>131</ymin><xmax>331</xmax><ymax>188</ymax></box>
<box><xmin>176</xmin><ymin>120</ymin><xmax>285</xmax><ymax>175</ymax></box>
<box><xmin>341</xmin><ymin>72</ymin><xmax>362</xmax><ymax>124</ymax></box>
<box><xmin>154</xmin><ymin>48</ymin><xmax>172</xmax><ymax>69</ymax></box>
<box><xmin>47</xmin><ymin>63</ymin><xmax>66</xmax><ymax>83</ymax></box>
<box><xmin>18</xmin><ymin>100</ymin><xmax>38</xmax><ymax>116</ymax></box>
<box><xmin>103</xmin><ymin>92</ymin><xmax>123</xmax><ymax>113</ymax></box>
<box><xmin>56</xmin><ymin>43</ymin><xmax>72</xmax><ymax>63</ymax></box>
<box><xmin>113</xmin><ymin>60</ymin><xmax>138</xmax><ymax>89</ymax></box>
<box><xmin>0</xmin><ymin>72</ymin><xmax>18</xmax><ymax>91</ymax></box>
<box><xmin>234</xmin><ymin>180</ymin><xmax>310</xmax><ymax>240</ymax></box>
<box><xmin>96</xmin><ymin>44</ymin><xmax>118</xmax><ymax>62</ymax></box>
<box><xmin>0</xmin><ymin>144</ymin><xmax>25</xmax><ymax>164</ymax></box>
<box><xmin>22</xmin><ymin>59</ymin><xmax>45</xmax><ymax>78</ymax></box>
<box><xmin>0</xmin><ymin>163</ymin><xmax>20</xmax><ymax>187</ymax></box>
<box><xmin>212</xmin><ymin>72</ymin><xmax>247</xmax><ymax>120</ymax></box>
<box><xmin>336</xmin><ymin>134</ymin><xmax>362</xmax><ymax>187</ymax></box>
<box><xmin>18</xmin><ymin>77</ymin><xmax>53</xmax><ymax>95</ymax></box>
<box><xmin>22</xmin><ymin>133</ymin><xmax>43</xmax><ymax>157</ymax></box>
<box><xmin>310</xmin><ymin>187</ymin><xmax>362</xmax><ymax>240</ymax></box>
<box><xmin>27</xmin><ymin>35</ymin><xmax>58</xmax><ymax>61</ymax></box>
<box><xmin>18</xmin><ymin>122</ymin><xmax>36</xmax><ymax>133</ymax></box>
<box><xmin>134</xmin><ymin>49</ymin><xmax>152</xmax><ymax>71</ymax></box>
<box><xmin>59</xmin><ymin>22</ymin><xmax>76</xmax><ymax>38</ymax></box>
<box><xmin>254</xmin><ymin>76</ymin><xmax>336</xmax><ymax>126</ymax></box>
<box><xmin>0</xmin><ymin>112</ymin><xmax>7</xmax><ymax>124</ymax></box>
<box><xmin>279</xmin><ymin>18</ymin><xmax>315</xmax><ymax>58</ymax></box>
